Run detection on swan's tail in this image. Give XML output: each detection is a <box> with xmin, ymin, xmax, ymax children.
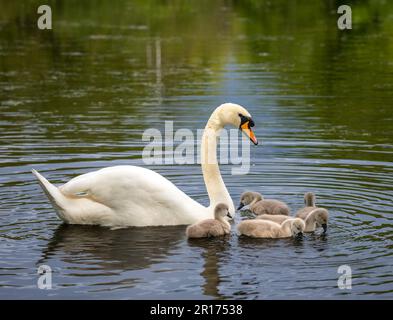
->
<box><xmin>32</xmin><ymin>169</ymin><xmax>68</xmax><ymax>221</ymax></box>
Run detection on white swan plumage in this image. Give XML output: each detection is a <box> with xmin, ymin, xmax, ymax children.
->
<box><xmin>32</xmin><ymin>103</ymin><xmax>258</xmax><ymax>227</ymax></box>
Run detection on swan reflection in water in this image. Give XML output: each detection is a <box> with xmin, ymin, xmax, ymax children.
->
<box><xmin>187</xmin><ymin>236</ymin><xmax>231</xmax><ymax>299</ymax></box>
<box><xmin>187</xmin><ymin>233</ymin><xmax>320</xmax><ymax>299</ymax></box>
<box><xmin>36</xmin><ymin>223</ymin><xmax>328</xmax><ymax>298</ymax></box>
<box><xmin>38</xmin><ymin>224</ymin><xmax>186</xmax><ymax>271</ymax></box>
<box><xmin>38</xmin><ymin>223</ymin><xmax>232</xmax><ymax>297</ymax></box>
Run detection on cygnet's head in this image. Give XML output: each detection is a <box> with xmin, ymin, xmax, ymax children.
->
<box><xmin>214</xmin><ymin>103</ymin><xmax>258</xmax><ymax>145</ymax></box>
<box><xmin>314</xmin><ymin>208</ymin><xmax>329</xmax><ymax>233</ymax></box>
<box><xmin>214</xmin><ymin>203</ymin><xmax>232</xmax><ymax>220</ymax></box>
<box><xmin>237</xmin><ymin>192</ymin><xmax>263</xmax><ymax>210</ymax></box>
<box><xmin>289</xmin><ymin>218</ymin><xmax>306</xmax><ymax>238</ymax></box>
<box><xmin>304</xmin><ymin>192</ymin><xmax>316</xmax><ymax>206</ymax></box>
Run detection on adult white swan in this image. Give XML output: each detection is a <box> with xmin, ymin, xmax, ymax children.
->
<box><xmin>32</xmin><ymin>103</ymin><xmax>258</xmax><ymax>227</ymax></box>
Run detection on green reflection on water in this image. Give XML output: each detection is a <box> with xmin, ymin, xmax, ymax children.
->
<box><xmin>0</xmin><ymin>0</ymin><xmax>392</xmax><ymax>160</ymax></box>
<box><xmin>0</xmin><ymin>0</ymin><xmax>392</xmax><ymax>299</ymax></box>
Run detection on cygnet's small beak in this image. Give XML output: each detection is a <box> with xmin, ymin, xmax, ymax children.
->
<box><xmin>322</xmin><ymin>224</ymin><xmax>327</xmax><ymax>233</ymax></box>
<box><xmin>295</xmin><ymin>232</ymin><xmax>303</xmax><ymax>239</ymax></box>
<box><xmin>237</xmin><ymin>203</ymin><xmax>245</xmax><ymax>210</ymax></box>
<box><xmin>227</xmin><ymin>212</ymin><xmax>232</xmax><ymax>219</ymax></box>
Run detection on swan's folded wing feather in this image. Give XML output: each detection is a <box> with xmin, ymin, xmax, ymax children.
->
<box><xmin>59</xmin><ymin>166</ymin><xmax>175</xmax><ymax>206</ymax></box>
<box><xmin>59</xmin><ymin>170</ymin><xmax>97</xmax><ymax>197</ymax></box>
<box><xmin>58</xmin><ymin>166</ymin><xmax>207</xmax><ymax>225</ymax></box>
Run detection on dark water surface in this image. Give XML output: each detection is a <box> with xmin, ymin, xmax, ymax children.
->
<box><xmin>0</xmin><ymin>1</ymin><xmax>392</xmax><ymax>299</ymax></box>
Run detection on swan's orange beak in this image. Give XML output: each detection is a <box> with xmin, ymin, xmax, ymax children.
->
<box><xmin>240</xmin><ymin>121</ymin><xmax>258</xmax><ymax>145</ymax></box>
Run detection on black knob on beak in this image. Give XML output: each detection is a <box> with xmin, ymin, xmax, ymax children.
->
<box><xmin>237</xmin><ymin>203</ymin><xmax>245</xmax><ymax>210</ymax></box>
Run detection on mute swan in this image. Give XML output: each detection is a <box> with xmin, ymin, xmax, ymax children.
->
<box><xmin>237</xmin><ymin>191</ymin><xmax>290</xmax><ymax>215</ymax></box>
<box><xmin>186</xmin><ymin>203</ymin><xmax>231</xmax><ymax>238</ymax></box>
<box><xmin>32</xmin><ymin>103</ymin><xmax>258</xmax><ymax>227</ymax></box>
<box><xmin>296</xmin><ymin>192</ymin><xmax>316</xmax><ymax>219</ymax></box>
<box><xmin>237</xmin><ymin>218</ymin><xmax>305</xmax><ymax>239</ymax></box>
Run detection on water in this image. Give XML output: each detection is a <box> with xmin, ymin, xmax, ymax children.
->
<box><xmin>0</xmin><ymin>0</ymin><xmax>392</xmax><ymax>299</ymax></box>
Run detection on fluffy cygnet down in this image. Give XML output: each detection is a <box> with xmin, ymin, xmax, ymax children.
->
<box><xmin>256</xmin><ymin>214</ymin><xmax>289</xmax><ymax>224</ymax></box>
<box><xmin>237</xmin><ymin>191</ymin><xmax>290</xmax><ymax>216</ymax></box>
<box><xmin>302</xmin><ymin>208</ymin><xmax>329</xmax><ymax>232</ymax></box>
<box><xmin>186</xmin><ymin>203</ymin><xmax>232</xmax><ymax>238</ymax></box>
<box><xmin>296</xmin><ymin>192</ymin><xmax>317</xmax><ymax>219</ymax></box>
<box><xmin>257</xmin><ymin>208</ymin><xmax>329</xmax><ymax>233</ymax></box>
<box><xmin>237</xmin><ymin>218</ymin><xmax>305</xmax><ymax>239</ymax></box>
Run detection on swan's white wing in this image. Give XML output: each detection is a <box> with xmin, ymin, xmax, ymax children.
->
<box><xmin>59</xmin><ymin>165</ymin><xmax>209</xmax><ymax>226</ymax></box>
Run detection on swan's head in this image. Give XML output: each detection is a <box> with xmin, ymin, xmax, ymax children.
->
<box><xmin>214</xmin><ymin>203</ymin><xmax>232</xmax><ymax>219</ymax></box>
<box><xmin>286</xmin><ymin>218</ymin><xmax>305</xmax><ymax>238</ymax></box>
<box><xmin>237</xmin><ymin>191</ymin><xmax>263</xmax><ymax>210</ymax></box>
<box><xmin>214</xmin><ymin>103</ymin><xmax>258</xmax><ymax>145</ymax></box>
<box><xmin>304</xmin><ymin>192</ymin><xmax>316</xmax><ymax>206</ymax></box>
<box><xmin>314</xmin><ymin>208</ymin><xmax>329</xmax><ymax>233</ymax></box>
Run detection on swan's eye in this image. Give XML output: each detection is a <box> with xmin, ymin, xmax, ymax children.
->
<box><xmin>239</xmin><ymin>113</ymin><xmax>247</xmax><ymax>124</ymax></box>
<box><xmin>239</xmin><ymin>114</ymin><xmax>254</xmax><ymax>127</ymax></box>
<box><xmin>239</xmin><ymin>113</ymin><xmax>258</xmax><ymax>145</ymax></box>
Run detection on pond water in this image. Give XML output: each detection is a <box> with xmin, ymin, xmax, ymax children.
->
<box><xmin>0</xmin><ymin>1</ymin><xmax>392</xmax><ymax>299</ymax></box>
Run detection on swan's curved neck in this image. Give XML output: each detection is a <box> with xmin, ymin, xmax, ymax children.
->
<box><xmin>201</xmin><ymin>114</ymin><xmax>234</xmax><ymax>213</ymax></box>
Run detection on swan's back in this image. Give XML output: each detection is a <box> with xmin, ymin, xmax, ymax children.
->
<box><xmin>256</xmin><ymin>214</ymin><xmax>289</xmax><ymax>224</ymax></box>
<box><xmin>61</xmin><ymin>166</ymin><xmax>185</xmax><ymax>201</ymax></box>
<box><xmin>59</xmin><ymin>166</ymin><xmax>209</xmax><ymax>226</ymax></box>
<box><xmin>296</xmin><ymin>207</ymin><xmax>316</xmax><ymax>219</ymax></box>
<box><xmin>251</xmin><ymin>199</ymin><xmax>290</xmax><ymax>216</ymax></box>
<box><xmin>186</xmin><ymin>219</ymin><xmax>228</xmax><ymax>238</ymax></box>
<box><xmin>237</xmin><ymin>219</ymin><xmax>281</xmax><ymax>238</ymax></box>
